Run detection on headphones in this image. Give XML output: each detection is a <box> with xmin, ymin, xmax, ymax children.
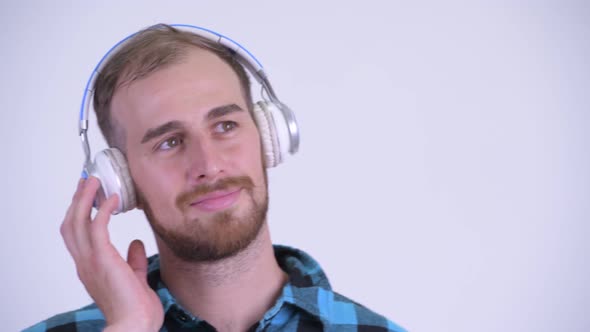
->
<box><xmin>79</xmin><ymin>24</ymin><xmax>300</xmax><ymax>214</ymax></box>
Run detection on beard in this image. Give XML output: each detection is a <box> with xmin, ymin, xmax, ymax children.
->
<box><xmin>139</xmin><ymin>174</ymin><xmax>268</xmax><ymax>262</ymax></box>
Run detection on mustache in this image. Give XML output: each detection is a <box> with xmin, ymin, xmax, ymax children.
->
<box><xmin>175</xmin><ymin>176</ymin><xmax>255</xmax><ymax>209</ymax></box>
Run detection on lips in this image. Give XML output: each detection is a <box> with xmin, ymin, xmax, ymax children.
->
<box><xmin>176</xmin><ymin>176</ymin><xmax>255</xmax><ymax>213</ymax></box>
<box><xmin>189</xmin><ymin>188</ymin><xmax>242</xmax><ymax>212</ymax></box>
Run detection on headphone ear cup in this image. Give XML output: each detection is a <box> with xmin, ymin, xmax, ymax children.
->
<box><xmin>106</xmin><ymin>148</ymin><xmax>136</xmax><ymax>212</ymax></box>
<box><xmin>92</xmin><ymin>148</ymin><xmax>136</xmax><ymax>214</ymax></box>
<box><xmin>253</xmin><ymin>101</ymin><xmax>281</xmax><ymax>168</ymax></box>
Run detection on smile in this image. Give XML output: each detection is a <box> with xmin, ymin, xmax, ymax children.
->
<box><xmin>189</xmin><ymin>188</ymin><xmax>242</xmax><ymax>212</ymax></box>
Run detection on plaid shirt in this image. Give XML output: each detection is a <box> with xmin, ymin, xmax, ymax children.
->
<box><xmin>24</xmin><ymin>245</ymin><xmax>406</xmax><ymax>332</ymax></box>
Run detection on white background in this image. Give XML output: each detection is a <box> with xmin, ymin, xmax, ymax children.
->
<box><xmin>1</xmin><ymin>1</ymin><xmax>589</xmax><ymax>331</ymax></box>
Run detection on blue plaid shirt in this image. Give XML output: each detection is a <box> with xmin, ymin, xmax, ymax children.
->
<box><xmin>24</xmin><ymin>245</ymin><xmax>406</xmax><ymax>331</ymax></box>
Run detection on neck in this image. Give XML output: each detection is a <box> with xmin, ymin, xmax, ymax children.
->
<box><xmin>156</xmin><ymin>223</ymin><xmax>287</xmax><ymax>332</ymax></box>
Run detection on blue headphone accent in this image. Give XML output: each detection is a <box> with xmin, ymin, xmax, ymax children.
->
<box><xmin>172</xmin><ymin>24</ymin><xmax>263</xmax><ymax>68</ymax></box>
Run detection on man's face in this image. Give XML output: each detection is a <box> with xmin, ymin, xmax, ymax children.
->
<box><xmin>111</xmin><ymin>48</ymin><xmax>268</xmax><ymax>262</ymax></box>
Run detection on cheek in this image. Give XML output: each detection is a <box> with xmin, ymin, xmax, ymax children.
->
<box><xmin>220</xmin><ymin>124</ymin><xmax>264</xmax><ymax>170</ymax></box>
<box><xmin>128</xmin><ymin>155</ymin><xmax>181</xmax><ymax>210</ymax></box>
<box><xmin>247</xmin><ymin>136</ymin><xmax>268</xmax><ymax>190</ymax></box>
<box><xmin>238</xmin><ymin>130</ymin><xmax>265</xmax><ymax>174</ymax></box>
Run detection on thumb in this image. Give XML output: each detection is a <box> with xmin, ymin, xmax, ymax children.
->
<box><xmin>127</xmin><ymin>239</ymin><xmax>149</xmax><ymax>285</ymax></box>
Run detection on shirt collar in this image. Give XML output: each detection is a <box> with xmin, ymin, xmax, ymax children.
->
<box><xmin>146</xmin><ymin>245</ymin><xmax>332</xmax><ymax>322</ymax></box>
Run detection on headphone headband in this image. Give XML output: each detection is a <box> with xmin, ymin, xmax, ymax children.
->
<box><xmin>79</xmin><ymin>23</ymin><xmax>299</xmax><ymax>169</ymax></box>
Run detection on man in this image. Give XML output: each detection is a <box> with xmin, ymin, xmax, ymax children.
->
<box><xmin>25</xmin><ymin>24</ymin><xmax>405</xmax><ymax>332</ymax></box>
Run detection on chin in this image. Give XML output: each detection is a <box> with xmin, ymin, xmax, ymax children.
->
<box><xmin>146</xmin><ymin>190</ymin><xmax>268</xmax><ymax>262</ymax></box>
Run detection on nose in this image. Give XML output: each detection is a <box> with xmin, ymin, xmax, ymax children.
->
<box><xmin>185</xmin><ymin>137</ymin><xmax>224</xmax><ymax>184</ymax></box>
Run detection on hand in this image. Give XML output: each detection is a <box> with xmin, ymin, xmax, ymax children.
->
<box><xmin>60</xmin><ymin>177</ymin><xmax>164</xmax><ymax>332</ymax></box>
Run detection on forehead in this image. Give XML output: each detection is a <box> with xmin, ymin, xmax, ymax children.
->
<box><xmin>110</xmin><ymin>47</ymin><xmax>246</xmax><ymax>135</ymax></box>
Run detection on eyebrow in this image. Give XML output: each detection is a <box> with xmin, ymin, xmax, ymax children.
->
<box><xmin>206</xmin><ymin>103</ymin><xmax>244</xmax><ymax>121</ymax></box>
<box><xmin>140</xmin><ymin>104</ymin><xmax>245</xmax><ymax>144</ymax></box>
<box><xmin>141</xmin><ymin>120</ymin><xmax>184</xmax><ymax>144</ymax></box>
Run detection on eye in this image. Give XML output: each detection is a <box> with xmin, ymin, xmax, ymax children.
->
<box><xmin>157</xmin><ymin>136</ymin><xmax>183</xmax><ymax>151</ymax></box>
<box><xmin>213</xmin><ymin>121</ymin><xmax>238</xmax><ymax>134</ymax></box>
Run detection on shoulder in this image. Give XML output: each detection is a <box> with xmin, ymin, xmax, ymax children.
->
<box><xmin>316</xmin><ymin>289</ymin><xmax>407</xmax><ymax>332</ymax></box>
<box><xmin>22</xmin><ymin>303</ymin><xmax>106</xmax><ymax>332</ymax></box>
<box><xmin>274</xmin><ymin>245</ymin><xmax>406</xmax><ymax>331</ymax></box>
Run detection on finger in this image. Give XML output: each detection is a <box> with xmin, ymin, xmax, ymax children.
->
<box><xmin>64</xmin><ymin>178</ymin><xmax>87</xmax><ymax>228</ymax></box>
<box><xmin>60</xmin><ymin>217</ymin><xmax>79</xmax><ymax>260</ymax></box>
<box><xmin>60</xmin><ymin>178</ymin><xmax>87</xmax><ymax>259</ymax></box>
<box><xmin>73</xmin><ymin>177</ymin><xmax>101</xmax><ymax>221</ymax></box>
<box><xmin>89</xmin><ymin>193</ymin><xmax>119</xmax><ymax>248</ymax></box>
<box><xmin>72</xmin><ymin>178</ymin><xmax>85</xmax><ymax>199</ymax></box>
<box><xmin>71</xmin><ymin>177</ymin><xmax>102</xmax><ymax>257</ymax></box>
<box><xmin>61</xmin><ymin>209</ymin><xmax>79</xmax><ymax>259</ymax></box>
<box><xmin>127</xmin><ymin>240</ymin><xmax>149</xmax><ymax>284</ymax></box>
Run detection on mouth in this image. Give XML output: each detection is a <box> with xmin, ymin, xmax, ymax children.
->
<box><xmin>189</xmin><ymin>188</ymin><xmax>242</xmax><ymax>213</ymax></box>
